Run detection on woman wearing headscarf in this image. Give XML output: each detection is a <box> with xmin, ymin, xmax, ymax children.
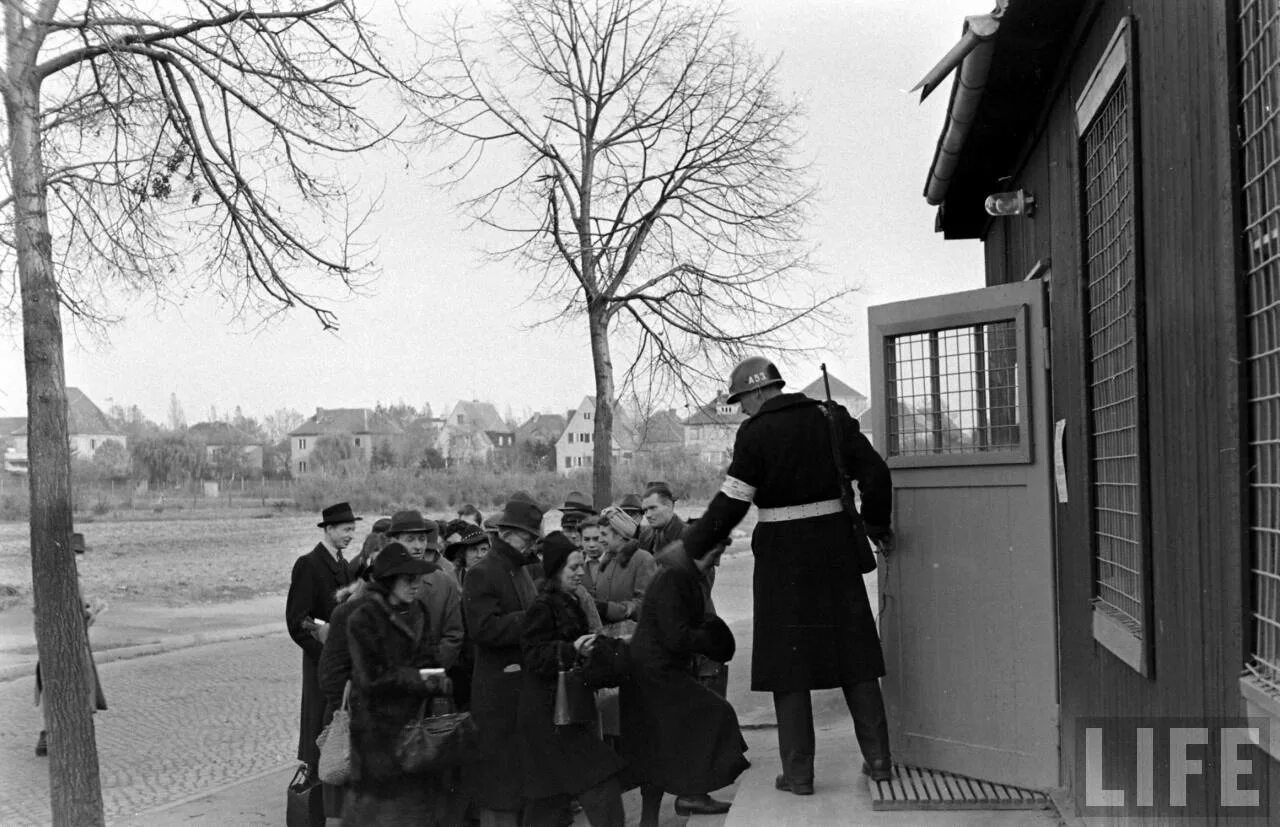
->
<box><xmin>517</xmin><ymin>532</ymin><xmax>626</xmax><ymax>826</ymax></box>
<box><xmin>343</xmin><ymin>541</ymin><xmax>457</xmax><ymax>825</ymax></box>
<box><xmin>621</xmin><ymin>538</ymin><xmax>748</xmax><ymax>826</ymax></box>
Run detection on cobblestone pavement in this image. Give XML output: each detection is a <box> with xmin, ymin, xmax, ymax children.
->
<box><xmin>0</xmin><ymin>633</ymin><xmax>298</xmax><ymax>825</ymax></box>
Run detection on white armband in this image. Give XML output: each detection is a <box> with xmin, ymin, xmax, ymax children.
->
<box><xmin>720</xmin><ymin>475</ymin><xmax>757</xmax><ymax>503</ymax></box>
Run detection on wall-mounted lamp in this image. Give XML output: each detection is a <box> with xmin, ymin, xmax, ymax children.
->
<box><xmin>984</xmin><ymin>189</ymin><xmax>1036</xmax><ymax>218</ymax></box>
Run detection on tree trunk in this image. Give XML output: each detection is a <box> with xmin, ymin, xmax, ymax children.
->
<box><xmin>588</xmin><ymin>308</ymin><xmax>615</xmax><ymax>510</ymax></box>
<box><xmin>6</xmin><ymin>75</ymin><xmax>107</xmax><ymax>827</ymax></box>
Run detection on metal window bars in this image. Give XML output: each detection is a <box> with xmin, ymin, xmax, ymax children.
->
<box><xmin>1242</xmin><ymin>0</ymin><xmax>1280</xmax><ymax>693</ymax></box>
<box><xmin>885</xmin><ymin>320</ymin><xmax>1021</xmax><ymax>457</ymax></box>
<box><xmin>1081</xmin><ymin>70</ymin><xmax>1146</xmax><ymax>635</ymax></box>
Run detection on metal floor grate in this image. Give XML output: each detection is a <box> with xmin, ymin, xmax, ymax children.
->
<box><xmin>868</xmin><ymin>764</ymin><xmax>1053</xmax><ymax>811</ymax></box>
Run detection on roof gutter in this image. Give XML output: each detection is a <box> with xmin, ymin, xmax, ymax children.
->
<box><xmin>917</xmin><ymin>2</ymin><xmax>1008</xmax><ymax>206</ymax></box>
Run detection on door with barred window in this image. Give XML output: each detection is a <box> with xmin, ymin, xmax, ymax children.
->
<box><xmin>868</xmin><ymin>279</ymin><xmax>1058</xmax><ymax>791</ymax></box>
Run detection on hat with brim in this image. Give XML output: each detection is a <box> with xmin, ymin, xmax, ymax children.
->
<box><xmin>492</xmin><ymin>497</ymin><xmax>545</xmax><ymax>538</ymax></box>
<box><xmin>561</xmin><ymin>491</ymin><xmax>597</xmax><ymax>515</ymax></box>
<box><xmin>444</xmin><ymin>523</ymin><xmax>490</xmax><ymax>563</ymax></box>
<box><xmin>318</xmin><ymin>502</ymin><xmax>362</xmax><ymax>527</ymax></box>
<box><xmin>71</xmin><ymin>532</ymin><xmax>86</xmax><ymax>554</ymax></box>
<box><xmin>616</xmin><ymin>493</ymin><xmax>643</xmax><ymax>517</ymax></box>
<box><xmin>372</xmin><ymin>541</ymin><xmax>436</xmax><ymax>580</ymax></box>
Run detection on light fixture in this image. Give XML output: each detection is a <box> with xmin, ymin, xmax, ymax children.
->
<box><xmin>984</xmin><ymin>189</ymin><xmax>1035</xmax><ymax>217</ymax></box>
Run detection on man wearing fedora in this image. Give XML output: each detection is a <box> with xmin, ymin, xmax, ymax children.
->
<box><xmin>461</xmin><ymin>496</ymin><xmax>545</xmax><ymax>827</ymax></box>
<box><xmin>286</xmin><ymin>501</ymin><xmax>360</xmax><ymax>802</ymax></box>
<box><xmin>386</xmin><ymin>509</ymin><xmax>464</xmax><ymax>671</ymax></box>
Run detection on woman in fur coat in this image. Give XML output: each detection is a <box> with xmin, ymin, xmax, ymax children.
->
<box><xmin>343</xmin><ymin>542</ymin><xmax>457</xmax><ymax>826</ymax></box>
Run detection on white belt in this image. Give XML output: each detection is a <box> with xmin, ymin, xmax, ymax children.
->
<box><xmin>756</xmin><ymin>499</ymin><xmax>843</xmax><ymax>523</ymax></box>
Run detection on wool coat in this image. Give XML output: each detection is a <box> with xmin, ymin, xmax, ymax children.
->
<box><xmin>620</xmin><ymin>545</ymin><xmax>748</xmax><ymax>796</ymax></box>
<box><xmin>420</xmin><ymin>567</ymin><xmax>465</xmax><ymax>670</ymax></box>
<box><xmin>461</xmin><ymin>537</ymin><xmax>538</xmax><ymax>812</ymax></box>
<box><xmin>286</xmin><ymin>542</ymin><xmax>353</xmax><ymax>765</ymax></box>
<box><xmin>345</xmin><ymin>585</ymin><xmax>454</xmax><ymax>824</ymax></box>
<box><xmin>593</xmin><ymin>544</ymin><xmax>657</xmax><ymax>624</ymax></box>
<box><xmin>684</xmin><ymin>393</ymin><xmax>891</xmax><ymax>692</ymax></box>
<box><xmin>517</xmin><ymin>587</ymin><xmax>625</xmax><ymax>800</ymax></box>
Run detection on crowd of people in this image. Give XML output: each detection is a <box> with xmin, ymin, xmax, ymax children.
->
<box><xmin>287</xmin><ymin>482</ymin><xmax>744</xmax><ymax>827</ymax></box>
<box><xmin>285</xmin><ymin>355</ymin><xmax>897</xmax><ymax>827</ymax></box>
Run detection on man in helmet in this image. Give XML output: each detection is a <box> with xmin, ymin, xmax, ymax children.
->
<box><xmin>682</xmin><ymin>356</ymin><xmax>895</xmax><ymax>794</ymax></box>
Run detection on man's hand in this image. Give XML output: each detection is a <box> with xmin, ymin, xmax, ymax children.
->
<box><xmin>871</xmin><ymin>530</ymin><xmax>895</xmax><ymax>557</ymax></box>
<box><xmin>574</xmin><ymin>634</ymin><xmax>597</xmax><ymax>655</ymax></box>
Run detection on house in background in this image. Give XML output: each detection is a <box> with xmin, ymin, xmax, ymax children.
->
<box><xmin>289</xmin><ymin>407</ymin><xmax>402</xmax><ymax>475</ymax></box>
<box><xmin>6</xmin><ymin>387</ymin><xmax>125</xmax><ymax>474</ymax></box>
<box><xmin>682</xmin><ymin>394</ymin><xmax>747</xmax><ymax>465</ymax></box>
<box><xmin>0</xmin><ymin>416</ymin><xmax>27</xmax><ymax>474</ymax></box>
<box><xmin>798</xmin><ymin>374</ymin><xmax>870</xmax><ymax>417</ymax></box>
<box><xmin>631</xmin><ymin>408</ymin><xmax>685</xmax><ymax>457</ymax></box>
<box><xmin>435</xmin><ymin>400</ymin><xmax>515</xmax><ymax>467</ymax></box>
<box><xmin>555</xmin><ymin>396</ymin><xmax>636</xmax><ymax>474</ymax></box>
<box><xmin>187</xmin><ymin>421</ymin><xmax>264</xmax><ymax>475</ymax></box>
<box><xmin>515</xmin><ymin>411</ymin><xmax>567</xmax><ymax>472</ymax></box>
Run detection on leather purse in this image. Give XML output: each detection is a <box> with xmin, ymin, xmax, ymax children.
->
<box><xmin>315</xmin><ymin>681</ymin><xmax>352</xmax><ymax>785</ymax></box>
<box><xmin>285</xmin><ymin>763</ymin><xmax>321</xmax><ymax>827</ymax></box>
<box><xmin>580</xmin><ymin>634</ymin><xmax>631</xmax><ymax>689</ymax></box>
<box><xmin>395</xmin><ymin>698</ymin><xmax>480</xmax><ymax>775</ymax></box>
<box><xmin>553</xmin><ymin>649</ymin><xmax>597</xmax><ymax>726</ymax></box>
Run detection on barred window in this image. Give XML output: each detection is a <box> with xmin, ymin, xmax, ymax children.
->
<box><xmin>1241</xmin><ymin>0</ymin><xmax>1280</xmax><ymax>699</ymax></box>
<box><xmin>1077</xmin><ymin>20</ymin><xmax>1151</xmax><ymax>675</ymax></box>
<box><xmin>882</xmin><ymin>316</ymin><xmax>1028</xmax><ymax>465</ymax></box>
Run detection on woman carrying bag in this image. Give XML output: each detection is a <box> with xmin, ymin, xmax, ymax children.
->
<box><xmin>517</xmin><ymin>532</ymin><xmax>626</xmax><ymax>827</ymax></box>
<box><xmin>344</xmin><ymin>541</ymin><xmax>458</xmax><ymax>825</ymax></box>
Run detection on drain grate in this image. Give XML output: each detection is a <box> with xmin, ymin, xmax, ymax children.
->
<box><xmin>868</xmin><ymin>764</ymin><xmax>1053</xmax><ymax>810</ymax></box>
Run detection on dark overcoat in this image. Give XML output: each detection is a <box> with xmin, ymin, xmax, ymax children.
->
<box><xmin>684</xmin><ymin>393</ymin><xmax>892</xmax><ymax>692</ymax></box>
<box><xmin>286</xmin><ymin>542</ymin><xmax>352</xmax><ymax>765</ymax></box>
<box><xmin>345</xmin><ymin>586</ymin><xmax>454</xmax><ymax>824</ymax></box>
<box><xmin>517</xmin><ymin>588</ymin><xmax>625</xmax><ymax>800</ymax></box>
<box><xmin>639</xmin><ymin>514</ymin><xmax>685</xmax><ymax>555</ymax></box>
<box><xmin>462</xmin><ymin>538</ymin><xmax>537</xmax><ymax>812</ymax></box>
<box><xmin>318</xmin><ymin>579</ymin><xmax>370</xmax><ymax>714</ymax></box>
<box><xmin>620</xmin><ymin>545</ymin><xmax>748</xmax><ymax>796</ymax></box>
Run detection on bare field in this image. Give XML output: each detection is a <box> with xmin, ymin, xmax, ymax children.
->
<box><xmin>0</xmin><ymin>512</ymin><xmax>324</xmax><ymax>606</ymax></box>
<box><xmin>0</xmin><ymin>502</ymin><xmax>754</xmax><ymax>610</ymax></box>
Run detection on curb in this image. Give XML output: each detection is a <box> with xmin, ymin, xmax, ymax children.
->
<box><xmin>109</xmin><ymin>760</ymin><xmax>297</xmax><ymax>825</ymax></box>
<box><xmin>0</xmin><ymin>624</ymin><xmax>286</xmax><ymax>683</ymax></box>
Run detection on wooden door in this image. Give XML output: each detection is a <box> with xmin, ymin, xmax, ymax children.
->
<box><xmin>868</xmin><ymin>279</ymin><xmax>1058</xmax><ymax>790</ymax></box>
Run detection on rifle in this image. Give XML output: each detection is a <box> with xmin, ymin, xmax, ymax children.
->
<box><xmin>818</xmin><ymin>363</ymin><xmax>878</xmax><ymax>574</ymax></box>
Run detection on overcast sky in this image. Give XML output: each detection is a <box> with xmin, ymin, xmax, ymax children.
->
<box><xmin>0</xmin><ymin>0</ymin><xmax>991</xmax><ymax>425</ymax></box>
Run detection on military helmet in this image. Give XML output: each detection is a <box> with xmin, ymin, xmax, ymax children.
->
<box><xmin>725</xmin><ymin>356</ymin><xmax>785</xmax><ymax>403</ymax></box>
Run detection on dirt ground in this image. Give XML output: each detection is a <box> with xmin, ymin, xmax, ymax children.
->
<box><xmin>0</xmin><ymin>504</ymin><xmax>751</xmax><ymax>608</ymax></box>
<box><xmin>0</xmin><ymin>512</ymin><xmax>324</xmax><ymax>606</ymax></box>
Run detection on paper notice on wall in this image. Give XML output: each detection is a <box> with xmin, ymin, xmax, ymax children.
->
<box><xmin>1054</xmin><ymin>419</ymin><xmax>1068</xmax><ymax>503</ymax></box>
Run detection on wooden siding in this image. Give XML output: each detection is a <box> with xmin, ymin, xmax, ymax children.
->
<box><xmin>976</xmin><ymin>1</ymin><xmax>1257</xmax><ymax>820</ymax></box>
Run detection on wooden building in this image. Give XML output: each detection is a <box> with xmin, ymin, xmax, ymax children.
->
<box><xmin>867</xmin><ymin>0</ymin><xmax>1280</xmax><ymax>821</ymax></box>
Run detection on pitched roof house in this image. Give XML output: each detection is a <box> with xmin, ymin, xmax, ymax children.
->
<box><xmin>188</xmin><ymin>421</ymin><xmax>264</xmax><ymax>473</ymax></box>
<box><xmin>555</xmin><ymin>396</ymin><xmax>635</xmax><ymax>475</ymax></box>
<box><xmin>288</xmin><ymin>407</ymin><xmax>402</xmax><ymax>475</ymax></box>
<box><xmin>682</xmin><ymin>395</ymin><xmax>747</xmax><ymax>465</ymax></box>
<box><xmin>798</xmin><ymin>374</ymin><xmax>870</xmax><ymax>419</ymax></box>
<box><xmin>436</xmin><ymin>400</ymin><xmax>515</xmax><ymax>466</ymax></box>
<box><xmin>7</xmin><ymin>387</ymin><xmax>125</xmax><ymax>472</ymax></box>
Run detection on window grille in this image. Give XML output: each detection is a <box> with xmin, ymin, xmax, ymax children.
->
<box><xmin>1079</xmin><ymin>31</ymin><xmax>1149</xmax><ymax>659</ymax></box>
<box><xmin>1241</xmin><ymin>0</ymin><xmax>1280</xmax><ymax>694</ymax></box>
<box><xmin>884</xmin><ymin>320</ymin><xmax>1022</xmax><ymax>460</ymax></box>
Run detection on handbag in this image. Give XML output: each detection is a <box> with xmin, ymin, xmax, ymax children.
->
<box><xmin>285</xmin><ymin>763</ymin><xmax>322</xmax><ymax>827</ymax></box>
<box><xmin>316</xmin><ymin>681</ymin><xmax>352</xmax><ymax>785</ymax></box>
<box><xmin>553</xmin><ymin>649</ymin><xmax>597</xmax><ymax>726</ymax></box>
<box><xmin>580</xmin><ymin>634</ymin><xmax>631</xmax><ymax>689</ymax></box>
<box><xmin>395</xmin><ymin>698</ymin><xmax>480</xmax><ymax>775</ymax></box>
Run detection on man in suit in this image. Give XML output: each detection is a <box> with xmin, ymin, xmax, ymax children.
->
<box><xmin>286</xmin><ymin>502</ymin><xmax>359</xmax><ymax>782</ymax></box>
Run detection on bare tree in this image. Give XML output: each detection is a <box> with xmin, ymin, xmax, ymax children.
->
<box><xmin>1</xmin><ymin>2</ymin><xmax>402</xmax><ymax>823</ymax></box>
<box><xmin>418</xmin><ymin>0</ymin><xmax>839</xmax><ymax>508</ymax></box>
